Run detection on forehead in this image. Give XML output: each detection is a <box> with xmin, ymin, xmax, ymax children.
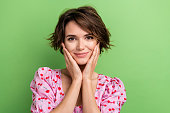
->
<box><xmin>65</xmin><ymin>21</ymin><xmax>90</xmax><ymax>36</ymax></box>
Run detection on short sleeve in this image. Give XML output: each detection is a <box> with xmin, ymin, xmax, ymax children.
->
<box><xmin>30</xmin><ymin>67</ymin><xmax>57</xmax><ymax>113</ymax></box>
<box><xmin>100</xmin><ymin>77</ymin><xmax>127</xmax><ymax>113</ymax></box>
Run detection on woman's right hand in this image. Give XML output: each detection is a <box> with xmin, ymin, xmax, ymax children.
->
<box><xmin>61</xmin><ymin>43</ymin><xmax>82</xmax><ymax>81</ymax></box>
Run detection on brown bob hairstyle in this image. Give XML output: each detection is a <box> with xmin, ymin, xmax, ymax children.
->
<box><xmin>47</xmin><ymin>6</ymin><xmax>113</xmax><ymax>54</ymax></box>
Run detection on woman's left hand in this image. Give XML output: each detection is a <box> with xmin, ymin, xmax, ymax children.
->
<box><xmin>82</xmin><ymin>43</ymin><xmax>100</xmax><ymax>80</ymax></box>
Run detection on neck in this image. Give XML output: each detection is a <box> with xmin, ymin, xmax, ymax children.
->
<box><xmin>62</xmin><ymin>64</ymin><xmax>86</xmax><ymax>77</ymax></box>
<box><xmin>78</xmin><ymin>64</ymin><xmax>86</xmax><ymax>72</ymax></box>
<box><xmin>62</xmin><ymin>64</ymin><xmax>98</xmax><ymax>79</ymax></box>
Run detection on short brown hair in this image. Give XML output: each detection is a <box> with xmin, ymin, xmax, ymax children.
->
<box><xmin>47</xmin><ymin>6</ymin><xmax>113</xmax><ymax>54</ymax></box>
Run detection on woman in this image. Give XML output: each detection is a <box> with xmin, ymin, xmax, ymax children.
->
<box><xmin>30</xmin><ymin>6</ymin><xmax>126</xmax><ymax>113</ymax></box>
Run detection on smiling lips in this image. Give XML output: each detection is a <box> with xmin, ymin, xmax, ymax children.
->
<box><xmin>74</xmin><ymin>52</ymin><xmax>89</xmax><ymax>58</ymax></box>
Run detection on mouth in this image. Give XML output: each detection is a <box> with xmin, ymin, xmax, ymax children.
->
<box><xmin>74</xmin><ymin>52</ymin><xmax>89</xmax><ymax>58</ymax></box>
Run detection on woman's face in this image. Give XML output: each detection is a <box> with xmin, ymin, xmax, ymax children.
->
<box><xmin>64</xmin><ymin>21</ymin><xmax>98</xmax><ymax>65</ymax></box>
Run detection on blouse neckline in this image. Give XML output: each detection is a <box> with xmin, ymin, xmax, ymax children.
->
<box><xmin>58</xmin><ymin>69</ymin><xmax>100</xmax><ymax>108</ymax></box>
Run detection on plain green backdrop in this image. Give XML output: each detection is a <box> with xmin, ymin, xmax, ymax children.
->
<box><xmin>0</xmin><ymin>0</ymin><xmax>170</xmax><ymax>113</ymax></box>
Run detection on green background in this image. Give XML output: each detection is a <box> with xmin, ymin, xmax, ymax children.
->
<box><xmin>0</xmin><ymin>0</ymin><xmax>170</xmax><ymax>113</ymax></box>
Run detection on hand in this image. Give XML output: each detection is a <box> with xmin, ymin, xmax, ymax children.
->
<box><xmin>62</xmin><ymin>43</ymin><xmax>82</xmax><ymax>81</ymax></box>
<box><xmin>82</xmin><ymin>43</ymin><xmax>100</xmax><ymax>80</ymax></box>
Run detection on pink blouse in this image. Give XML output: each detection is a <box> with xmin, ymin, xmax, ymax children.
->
<box><xmin>30</xmin><ymin>67</ymin><xmax>127</xmax><ymax>113</ymax></box>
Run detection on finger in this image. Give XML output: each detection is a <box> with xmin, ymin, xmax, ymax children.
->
<box><xmin>97</xmin><ymin>42</ymin><xmax>100</xmax><ymax>54</ymax></box>
<box><xmin>88</xmin><ymin>44</ymin><xmax>97</xmax><ymax>64</ymax></box>
<box><xmin>63</xmin><ymin>47</ymin><xmax>70</xmax><ymax>66</ymax></box>
<box><xmin>61</xmin><ymin>42</ymin><xmax>64</xmax><ymax>48</ymax></box>
<box><xmin>91</xmin><ymin>43</ymin><xmax>100</xmax><ymax>65</ymax></box>
<box><xmin>94</xmin><ymin>43</ymin><xmax>100</xmax><ymax>60</ymax></box>
<box><xmin>93</xmin><ymin>44</ymin><xmax>99</xmax><ymax>63</ymax></box>
<box><xmin>62</xmin><ymin>43</ymin><xmax>71</xmax><ymax>62</ymax></box>
<box><xmin>62</xmin><ymin>43</ymin><xmax>71</xmax><ymax>65</ymax></box>
<box><xmin>94</xmin><ymin>43</ymin><xmax>100</xmax><ymax>66</ymax></box>
<box><xmin>62</xmin><ymin>43</ymin><xmax>77</xmax><ymax>65</ymax></box>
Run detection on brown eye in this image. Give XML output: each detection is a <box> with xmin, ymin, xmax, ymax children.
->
<box><xmin>68</xmin><ymin>37</ymin><xmax>75</xmax><ymax>41</ymax></box>
<box><xmin>86</xmin><ymin>36</ymin><xmax>94</xmax><ymax>40</ymax></box>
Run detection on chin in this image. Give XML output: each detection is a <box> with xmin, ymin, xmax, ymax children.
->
<box><xmin>76</xmin><ymin>59</ymin><xmax>88</xmax><ymax>65</ymax></box>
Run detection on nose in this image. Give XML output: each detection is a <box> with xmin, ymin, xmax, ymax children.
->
<box><xmin>76</xmin><ymin>39</ymin><xmax>85</xmax><ymax>51</ymax></box>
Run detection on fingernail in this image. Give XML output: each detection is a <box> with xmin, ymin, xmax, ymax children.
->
<box><xmin>62</xmin><ymin>43</ymin><xmax>65</xmax><ymax>48</ymax></box>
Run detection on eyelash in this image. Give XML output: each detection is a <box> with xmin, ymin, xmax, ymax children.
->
<box><xmin>68</xmin><ymin>37</ymin><xmax>75</xmax><ymax>41</ymax></box>
<box><xmin>67</xmin><ymin>36</ymin><xmax>94</xmax><ymax>41</ymax></box>
<box><xmin>86</xmin><ymin>36</ymin><xmax>94</xmax><ymax>40</ymax></box>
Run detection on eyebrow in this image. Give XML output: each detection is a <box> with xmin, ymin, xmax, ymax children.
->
<box><xmin>65</xmin><ymin>33</ymin><xmax>93</xmax><ymax>38</ymax></box>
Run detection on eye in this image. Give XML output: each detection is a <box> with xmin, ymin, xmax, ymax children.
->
<box><xmin>68</xmin><ymin>37</ymin><xmax>75</xmax><ymax>41</ymax></box>
<box><xmin>86</xmin><ymin>36</ymin><xmax>94</xmax><ymax>40</ymax></box>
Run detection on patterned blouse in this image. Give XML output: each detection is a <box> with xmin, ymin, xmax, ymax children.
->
<box><xmin>30</xmin><ymin>67</ymin><xmax>127</xmax><ymax>113</ymax></box>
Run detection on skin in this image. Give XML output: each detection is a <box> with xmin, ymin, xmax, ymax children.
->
<box><xmin>61</xmin><ymin>20</ymin><xmax>100</xmax><ymax>80</ymax></box>
<box><xmin>50</xmin><ymin>20</ymin><xmax>101</xmax><ymax>113</ymax></box>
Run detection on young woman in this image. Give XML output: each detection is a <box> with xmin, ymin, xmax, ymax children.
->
<box><xmin>30</xmin><ymin>6</ymin><xmax>126</xmax><ymax>113</ymax></box>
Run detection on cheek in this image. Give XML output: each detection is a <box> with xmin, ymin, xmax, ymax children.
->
<box><xmin>64</xmin><ymin>42</ymin><xmax>74</xmax><ymax>52</ymax></box>
<box><xmin>88</xmin><ymin>42</ymin><xmax>97</xmax><ymax>50</ymax></box>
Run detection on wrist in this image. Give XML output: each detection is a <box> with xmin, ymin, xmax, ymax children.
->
<box><xmin>72</xmin><ymin>77</ymin><xmax>82</xmax><ymax>84</ymax></box>
<box><xmin>83</xmin><ymin>78</ymin><xmax>92</xmax><ymax>84</ymax></box>
<box><xmin>72</xmin><ymin>74</ymin><xmax>82</xmax><ymax>81</ymax></box>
